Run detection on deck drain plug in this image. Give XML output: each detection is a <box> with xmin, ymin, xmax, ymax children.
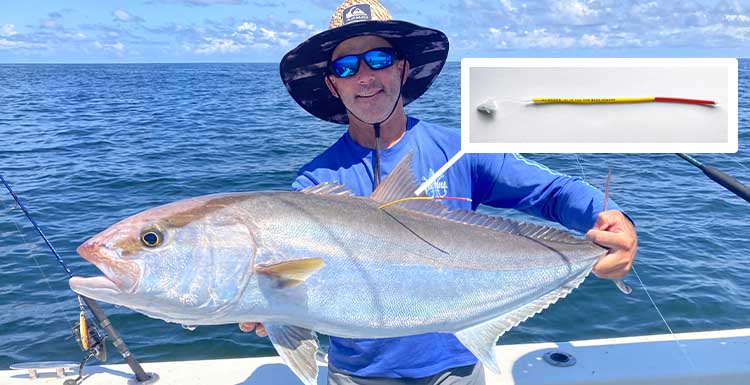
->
<box><xmin>542</xmin><ymin>351</ymin><xmax>576</xmax><ymax>367</ymax></box>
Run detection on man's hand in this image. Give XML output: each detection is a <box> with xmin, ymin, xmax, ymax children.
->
<box><xmin>586</xmin><ymin>210</ymin><xmax>637</xmax><ymax>280</ymax></box>
<box><xmin>239</xmin><ymin>322</ymin><xmax>267</xmax><ymax>337</ymax></box>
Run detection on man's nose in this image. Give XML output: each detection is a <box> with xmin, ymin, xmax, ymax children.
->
<box><xmin>355</xmin><ymin>60</ymin><xmax>376</xmax><ymax>82</ymax></box>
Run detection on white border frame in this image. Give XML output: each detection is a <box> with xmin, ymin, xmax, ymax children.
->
<box><xmin>460</xmin><ymin>58</ymin><xmax>738</xmax><ymax>153</ymax></box>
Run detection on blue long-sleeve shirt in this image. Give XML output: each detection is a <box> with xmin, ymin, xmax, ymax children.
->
<box><xmin>292</xmin><ymin>116</ymin><xmax>620</xmax><ymax>378</ymax></box>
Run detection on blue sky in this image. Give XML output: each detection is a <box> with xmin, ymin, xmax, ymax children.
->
<box><xmin>1</xmin><ymin>0</ymin><xmax>748</xmax><ymax>63</ymax></box>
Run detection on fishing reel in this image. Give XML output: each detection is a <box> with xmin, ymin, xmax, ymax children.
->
<box><xmin>64</xmin><ymin>317</ymin><xmax>108</xmax><ymax>385</ymax></box>
<box><xmin>72</xmin><ymin>317</ymin><xmax>107</xmax><ymax>362</ymax></box>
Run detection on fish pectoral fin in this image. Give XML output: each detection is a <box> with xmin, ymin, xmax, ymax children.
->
<box><xmin>265</xmin><ymin>323</ymin><xmax>320</xmax><ymax>385</ymax></box>
<box><xmin>455</xmin><ymin>268</ymin><xmax>593</xmax><ymax>374</ymax></box>
<box><xmin>255</xmin><ymin>258</ymin><xmax>325</xmax><ymax>289</ymax></box>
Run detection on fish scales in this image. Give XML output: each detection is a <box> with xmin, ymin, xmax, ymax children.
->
<box><xmin>69</xmin><ymin>153</ymin><xmax>607</xmax><ymax>385</ymax></box>
<box><xmin>226</xmin><ymin>192</ymin><xmax>602</xmax><ymax>337</ymax></box>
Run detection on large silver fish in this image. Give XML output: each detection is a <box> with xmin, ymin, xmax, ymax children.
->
<box><xmin>69</xmin><ymin>154</ymin><xmax>606</xmax><ymax>385</ymax></box>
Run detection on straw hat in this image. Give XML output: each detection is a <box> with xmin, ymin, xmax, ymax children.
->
<box><xmin>279</xmin><ymin>0</ymin><xmax>449</xmax><ymax>124</ymax></box>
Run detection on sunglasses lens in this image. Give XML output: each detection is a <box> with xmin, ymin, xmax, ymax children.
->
<box><xmin>330</xmin><ymin>48</ymin><xmax>398</xmax><ymax>78</ymax></box>
<box><xmin>332</xmin><ymin>55</ymin><xmax>359</xmax><ymax>78</ymax></box>
<box><xmin>364</xmin><ymin>49</ymin><xmax>394</xmax><ymax>70</ymax></box>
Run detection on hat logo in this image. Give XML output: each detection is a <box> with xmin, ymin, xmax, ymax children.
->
<box><xmin>342</xmin><ymin>4</ymin><xmax>372</xmax><ymax>25</ymax></box>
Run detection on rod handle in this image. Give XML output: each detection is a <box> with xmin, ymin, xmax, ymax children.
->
<box><xmin>700</xmin><ymin>165</ymin><xmax>750</xmax><ymax>203</ymax></box>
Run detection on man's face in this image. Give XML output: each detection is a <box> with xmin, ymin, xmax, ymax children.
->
<box><xmin>326</xmin><ymin>35</ymin><xmax>408</xmax><ymax>124</ymax></box>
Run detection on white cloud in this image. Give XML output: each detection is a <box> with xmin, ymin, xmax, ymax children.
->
<box><xmin>524</xmin><ymin>28</ymin><xmax>576</xmax><ymax>48</ymax></box>
<box><xmin>500</xmin><ymin>0</ymin><xmax>515</xmax><ymax>12</ymax></box>
<box><xmin>487</xmin><ymin>27</ymin><xmax>577</xmax><ymax>48</ymax></box>
<box><xmin>461</xmin><ymin>0</ymin><xmax>482</xmax><ymax>10</ymax></box>
<box><xmin>290</xmin><ymin>18</ymin><xmax>313</xmax><ymax>30</ymax></box>
<box><xmin>631</xmin><ymin>1</ymin><xmax>658</xmax><ymax>15</ymax></box>
<box><xmin>237</xmin><ymin>21</ymin><xmax>257</xmax><ymax>32</ymax></box>
<box><xmin>194</xmin><ymin>38</ymin><xmax>243</xmax><ymax>54</ymax></box>
<box><xmin>112</xmin><ymin>9</ymin><xmax>143</xmax><ymax>23</ymax></box>
<box><xmin>259</xmin><ymin>27</ymin><xmax>276</xmax><ymax>40</ymax></box>
<box><xmin>112</xmin><ymin>9</ymin><xmax>145</xmax><ymax>23</ymax></box>
<box><xmin>156</xmin><ymin>0</ymin><xmax>243</xmax><ymax>6</ymax></box>
<box><xmin>603</xmin><ymin>32</ymin><xmax>642</xmax><ymax>47</ymax></box>
<box><xmin>93</xmin><ymin>41</ymin><xmax>125</xmax><ymax>51</ymax></box>
<box><xmin>725</xmin><ymin>14</ymin><xmax>750</xmax><ymax>23</ymax></box>
<box><xmin>581</xmin><ymin>33</ymin><xmax>605</xmax><ymax>47</ymax></box>
<box><xmin>62</xmin><ymin>31</ymin><xmax>87</xmax><ymax>40</ymax></box>
<box><xmin>114</xmin><ymin>10</ymin><xmax>131</xmax><ymax>21</ymax></box>
<box><xmin>41</xmin><ymin>19</ymin><xmax>58</xmax><ymax>29</ymax></box>
<box><xmin>550</xmin><ymin>0</ymin><xmax>601</xmax><ymax>25</ymax></box>
<box><xmin>698</xmin><ymin>23</ymin><xmax>750</xmax><ymax>42</ymax></box>
<box><xmin>0</xmin><ymin>38</ymin><xmax>22</xmax><ymax>49</ymax></box>
<box><xmin>1</xmin><ymin>24</ymin><xmax>17</xmax><ymax>36</ymax></box>
<box><xmin>229</xmin><ymin>21</ymin><xmax>298</xmax><ymax>48</ymax></box>
<box><xmin>466</xmin><ymin>1</ymin><xmax>750</xmax><ymax>51</ymax></box>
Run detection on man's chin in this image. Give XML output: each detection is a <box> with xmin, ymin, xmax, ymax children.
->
<box><xmin>349</xmin><ymin>108</ymin><xmax>394</xmax><ymax>125</ymax></box>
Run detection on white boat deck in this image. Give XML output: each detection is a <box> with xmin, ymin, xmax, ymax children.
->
<box><xmin>3</xmin><ymin>328</ymin><xmax>749</xmax><ymax>385</ymax></box>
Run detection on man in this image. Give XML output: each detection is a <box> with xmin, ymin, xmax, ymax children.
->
<box><xmin>241</xmin><ymin>0</ymin><xmax>637</xmax><ymax>384</ymax></box>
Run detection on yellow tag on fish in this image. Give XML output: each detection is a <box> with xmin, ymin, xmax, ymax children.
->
<box><xmin>256</xmin><ymin>258</ymin><xmax>325</xmax><ymax>288</ymax></box>
<box><xmin>79</xmin><ymin>311</ymin><xmax>89</xmax><ymax>350</ymax></box>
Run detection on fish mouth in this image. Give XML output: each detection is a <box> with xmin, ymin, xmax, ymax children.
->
<box><xmin>69</xmin><ymin>275</ymin><xmax>120</xmax><ymax>293</ymax></box>
<box><xmin>69</xmin><ymin>241</ymin><xmax>141</xmax><ymax>296</ymax></box>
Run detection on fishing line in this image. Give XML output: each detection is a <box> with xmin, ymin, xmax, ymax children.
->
<box><xmin>601</xmin><ymin>169</ymin><xmax>631</xmax><ymax>295</ymax></box>
<box><xmin>378</xmin><ymin>196</ymin><xmax>472</xmax><ymax>255</ymax></box>
<box><xmin>1</xmin><ymin>175</ymin><xmax>153</xmax><ymax>383</ymax></box>
<box><xmin>2</xmin><ymin>198</ymin><xmax>76</xmax><ymax>329</ymax></box>
<box><xmin>378</xmin><ymin>196</ymin><xmax>472</xmax><ymax>209</ymax></box>
<box><xmin>630</xmin><ymin>266</ymin><xmax>697</xmax><ymax>371</ymax></box>
<box><xmin>573</xmin><ymin>154</ymin><xmax>587</xmax><ymax>181</ymax></box>
<box><xmin>578</xmin><ymin>161</ymin><xmax>697</xmax><ymax>371</ymax></box>
<box><xmin>729</xmin><ymin>158</ymin><xmax>749</xmax><ymax>172</ymax></box>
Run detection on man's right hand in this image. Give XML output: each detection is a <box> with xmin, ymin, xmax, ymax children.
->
<box><xmin>239</xmin><ymin>322</ymin><xmax>267</xmax><ymax>337</ymax></box>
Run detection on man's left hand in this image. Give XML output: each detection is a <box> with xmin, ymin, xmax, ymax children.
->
<box><xmin>586</xmin><ymin>210</ymin><xmax>637</xmax><ymax>280</ymax></box>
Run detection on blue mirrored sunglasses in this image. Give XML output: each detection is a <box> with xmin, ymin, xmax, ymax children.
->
<box><xmin>329</xmin><ymin>47</ymin><xmax>402</xmax><ymax>78</ymax></box>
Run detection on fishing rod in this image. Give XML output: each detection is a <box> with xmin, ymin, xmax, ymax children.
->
<box><xmin>0</xmin><ymin>175</ymin><xmax>155</xmax><ymax>384</ymax></box>
<box><xmin>676</xmin><ymin>154</ymin><xmax>750</xmax><ymax>204</ymax></box>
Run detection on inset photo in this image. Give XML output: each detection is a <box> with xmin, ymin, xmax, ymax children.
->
<box><xmin>462</xmin><ymin>58</ymin><xmax>738</xmax><ymax>153</ymax></box>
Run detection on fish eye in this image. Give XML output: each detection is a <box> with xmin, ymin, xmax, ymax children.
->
<box><xmin>140</xmin><ymin>227</ymin><xmax>163</xmax><ymax>248</ymax></box>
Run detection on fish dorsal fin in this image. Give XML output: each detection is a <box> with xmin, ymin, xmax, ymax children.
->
<box><xmin>369</xmin><ymin>152</ymin><xmax>461</xmax><ymax>215</ymax></box>
<box><xmin>454</xmin><ymin>266</ymin><xmax>593</xmax><ymax>374</ymax></box>
<box><xmin>264</xmin><ymin>323</ymin><xmax>320</xmax><ymax>385</ymax></box>
<box><xmin>397</xmin><ymin>201</ymin><xmax>588</xmax><ymax>245</ymax></box>
<box><xmin>440</xmin><ymin>210</ymin><xmax>587</xmax><ymax>244</ymax></box>
<box><xmin>370</xmin><ymin>152</ymin><xmax>422</xmax><ymax>203</ymax></box>
<box><xmin>255</xmin><ymin>258</ymin><xmax>325</xmax><ymax>288</ymax></box>
<box><xmin>371</xmin><ymin>153</ymin><xmax>587</xmax><ymax>245</ymax></box>
<box><xmin>300</xmin><ymin>182</ymin><xmax>354</xmax><ymax>196</ymax></box>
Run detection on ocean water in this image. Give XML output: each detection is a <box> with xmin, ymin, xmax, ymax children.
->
<box><xmin>0</xmin><ymin>61</ymin><xmax>748</xmax><ymax>370</ymax></box>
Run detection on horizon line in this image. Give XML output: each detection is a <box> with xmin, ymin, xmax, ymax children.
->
<box><xmin>1</xmin><ymin>58</ymin><xmax>748</xmax><ymax>65</ymax></box>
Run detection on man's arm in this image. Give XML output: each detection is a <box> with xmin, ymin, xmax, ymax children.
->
<box><xmin>292</xmin><ymin>172</ymin><xmax>316</xmax><ymax>191</ymax></box>
<box><xmin>471</xmin><ymin>153</ymin><xmax>637</xmax><ymax>280</ymax></box>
